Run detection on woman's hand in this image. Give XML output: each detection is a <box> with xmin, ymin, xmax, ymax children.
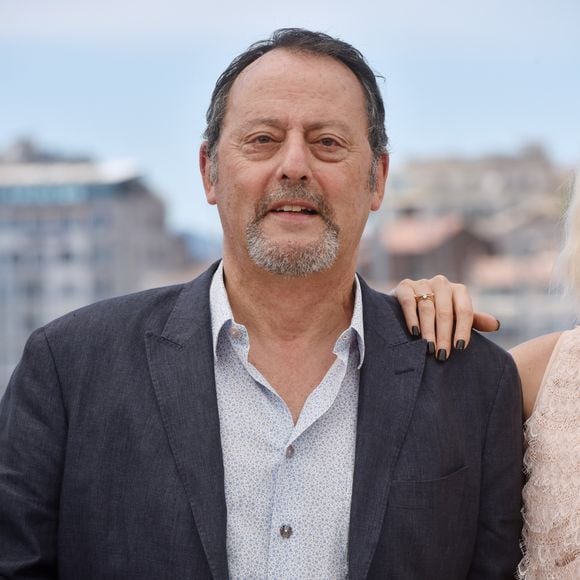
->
<box><xmin>391</xmin><ymin>275</ymin><xmax>500</xmax><ymax>360</ymax></box>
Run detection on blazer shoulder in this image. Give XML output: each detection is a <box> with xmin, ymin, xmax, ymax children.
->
<box><xmin>445</xmin><ymin>330</ymin><xmax>520</xmax><ymax>413</ymax></box>
<box><xmin>43</xmin><ymin>283</ymin><xmax>185</xmax><ymax>339</ymax></box>
<box><xmin>42</xmin><ymin>262</ymin><xmax>219</xmax><ymax>346</ymax></box>
<box><xmin>466</xmin><ymin>330</ymin><xmax>515</xmax><ymax>368</ymax></box>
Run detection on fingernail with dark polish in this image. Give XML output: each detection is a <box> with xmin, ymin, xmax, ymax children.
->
<box><xmin>455</xmin><ymin>339</ymin><xmax>465</xmax><ymax>351</ymax></box>
<box><xmin>437</xmin><ymin>349</ymin><xmax>447</xmax><ymax>362</ymax></box>
<box><xmin>427</xmin><ymin>341</ymin><xmax>435</xmax><ymax>355</ymax></box>
<box><xmin>495</xmin><ymin>319</ymin><xmax>501</xmax><ymax>331</ymax></box>
<box><xmin>411</xmin><ymin>325</ymin><xmax>420</xmax><ymax>337</ymax></box>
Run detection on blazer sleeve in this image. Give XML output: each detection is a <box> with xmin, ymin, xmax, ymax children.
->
<box><xmin>0</xmin><ymin>327</ymin><xmax>65</xmax><ymax>579</ymax></box>
<box><xmin>468</xmin><ymin>353</ymin><xmax>523</xmax><ymax>578</ymax></box>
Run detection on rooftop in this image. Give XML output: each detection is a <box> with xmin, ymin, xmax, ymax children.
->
<box><xmin>380</xmin><ymin>214</ymin><xmax>465</xmax><ymax>254</ymax></box>
<box><xmin>0</xmin><ymin>138</ymin><xmax>139</xmax><ymax>187</ymax></box>
<box><xmin>0</xmin><ymin>160</ymin><xmax>139</xmax><ymax>187</ymax></box>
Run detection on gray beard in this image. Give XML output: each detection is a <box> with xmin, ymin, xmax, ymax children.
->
<box><xmin>245</xmin><ymin>185</ymin><xmax>340</xmax><ymax>277</ymax></box>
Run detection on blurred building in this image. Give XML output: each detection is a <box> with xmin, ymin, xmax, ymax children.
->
<box><xmin>0</xmin><ymin>139</ymin><xmax>192</xmax><ymax>392</ymax></box>
<box><xmin>360</xmin><ymin>212</ymin><xmax>494</xmax><ymax>283</ymax></box>
<box><xmin>386</xmin><ymin>143</ymin><xmax>567</xmax><ymax>217</ymax></box>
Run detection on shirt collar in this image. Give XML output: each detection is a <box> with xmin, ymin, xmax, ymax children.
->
<box><xmin>209</xmin><ymin>260</ymin><xmax>365</xmax><ymax>367</ymax></box>
<box><xmin>350</xmin><ymin>274</ymin><xmax>366</xmax><ymax>368</ymax></box>
<box><xmin>210</xmin><ymin>261</ymin><xmax>235</xmax><ymax>358</ymax></box>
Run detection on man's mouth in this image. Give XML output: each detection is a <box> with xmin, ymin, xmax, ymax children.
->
<box><xmin>273</xmin><ymin>205</ymin><xmax>318</xmax><ymax>215</ymax></box>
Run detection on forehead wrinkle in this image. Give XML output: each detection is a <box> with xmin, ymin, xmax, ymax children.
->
<box><xmin>235</xmin><ymin>118</ymin><xmax>285</xmax><ymax>133</ymax></box>
<box><xmin>306</xmin><ymin>120</ymin><xmax>356</xmax><ymax>135</ymax></box>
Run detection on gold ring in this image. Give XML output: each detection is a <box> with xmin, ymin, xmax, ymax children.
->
<box><xmin>414</xmin><ymin>293</ymin><xmax>435</xmax><ymax>304</ymax></box>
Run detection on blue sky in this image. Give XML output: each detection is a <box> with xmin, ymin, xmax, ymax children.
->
<box><xmin>1</xmin><ymin>0</ymin><xmax>578</xmax><ymax>236</ymax></box>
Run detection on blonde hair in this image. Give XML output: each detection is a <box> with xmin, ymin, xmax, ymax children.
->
<box><xmin>556</xmin><ymin>173</ymin><xmax>580</xmax><ymax>299</ymax></box>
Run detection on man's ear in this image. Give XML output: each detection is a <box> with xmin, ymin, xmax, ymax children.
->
<box><xmin>370</xmin><ymin>152</ymin><xmax>389</xmax><ymax>212</ymax></box>
<box><xmin>199</xmin><ymin>141</ymin><xmax>217</xmax><ymax>205</ymax></box>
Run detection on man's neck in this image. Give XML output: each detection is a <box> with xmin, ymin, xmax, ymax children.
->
<box><xmin>220</xmin><ymin>256</ymin><xmax>359</xmax><ymax>422</ymax></box>
<box><xmin>221</xmin><ymin>257</ymin><xmax>356</xmax><ymax>344</ymax></box>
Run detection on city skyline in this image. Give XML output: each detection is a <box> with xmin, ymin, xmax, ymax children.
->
<box><xmin>2</xmin><ymin>0</ymin><xmax>579</xmax><ymax>236</ymax></box>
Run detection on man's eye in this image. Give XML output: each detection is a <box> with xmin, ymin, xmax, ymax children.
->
<box><xmin>254</xmin><ymin>135</ymin><xmax>273</xmax><ymax>144</ymax></box>
<box><xmin>319</xmin><ymin>137</ymin><xmax>339</xmax><ymax>147</ymax></box>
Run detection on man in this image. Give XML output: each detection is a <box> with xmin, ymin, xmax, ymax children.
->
<box><xmin>0</xmin><ymin>29</ymin><xmax>522</xmax><ymax>579</ymax></box>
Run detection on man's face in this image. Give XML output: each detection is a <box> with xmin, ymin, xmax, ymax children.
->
<box><xmin>201</xmin><ymin>48</ymin><xmax>387</xmax><ymax>276</ymax></box>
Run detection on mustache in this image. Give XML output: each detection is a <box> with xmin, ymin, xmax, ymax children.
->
<box><xmin>253</xmin><ymin>184</ymin><xmax>337</xmax><ymax>227</ymax></box>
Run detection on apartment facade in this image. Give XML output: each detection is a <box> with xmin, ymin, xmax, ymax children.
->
<box><xmin>0</xmin><ymin>141</ymin><xmax>190</xmax><ymax>392</ymax></box>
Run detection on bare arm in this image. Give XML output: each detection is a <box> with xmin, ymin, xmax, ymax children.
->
<box><xmin>509</xmin><ymin>332</ymin><xmax>562</xmax><ymax>419</ymax></box>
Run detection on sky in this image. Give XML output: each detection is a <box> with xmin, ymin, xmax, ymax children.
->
<box><xmin>1</xmin><ymin>0</ymin><xmax>579</xmax><ymax>237</ymax></box>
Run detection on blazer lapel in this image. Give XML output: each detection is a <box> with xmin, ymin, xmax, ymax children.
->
<box><xmin>145</xmin><ymin>264</ymin><xmax>229</xmax><ymax>580</ymax></box>
<box><xmin>348</xmin><ymin>281</ymin><xmax>427</xmax><ymax>580</ymax></box>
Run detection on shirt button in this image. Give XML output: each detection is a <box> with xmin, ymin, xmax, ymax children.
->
<box><xmin>229</xmin><ymin>326</ymin><xmax>242</xmax><ymax>339</ymax></box>
<box><xmin>285</xmin><ymin>445</ymin><xmax>295</xmax><ymax>459</ymax></box>
<box><xmin>280</xmin><ymin>524</ymin><xmax>293</xmax><ymax>539</ymax></box>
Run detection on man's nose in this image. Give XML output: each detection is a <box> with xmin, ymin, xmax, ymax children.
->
<box><xmin>276</xmin><ymin>137</ymin><xmax>312</xmax><ymax>182</ymax></box>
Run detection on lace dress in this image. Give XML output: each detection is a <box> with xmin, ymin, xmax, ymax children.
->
<box><xmin>518</xmin><ymin>327</ymin><xmax>580</xmax><ymax>579</ymax></box>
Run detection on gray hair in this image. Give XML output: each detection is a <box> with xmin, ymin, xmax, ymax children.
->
<box><xmin>203</xmin><ymin>28</ymin><xmax>388</xmax><ymax>163</ymax></box>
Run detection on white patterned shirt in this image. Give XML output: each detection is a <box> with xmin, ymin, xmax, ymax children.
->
<box><xmin>210</xmin><ymin>262</ymin><xmax>364</xmax><ymax>580</ymax></box>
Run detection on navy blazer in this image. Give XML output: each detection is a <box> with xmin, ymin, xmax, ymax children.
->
<box><xmin>0</xmin><ymin>263</ymin><xmax>523</xmax><ymax>579</ymax></box>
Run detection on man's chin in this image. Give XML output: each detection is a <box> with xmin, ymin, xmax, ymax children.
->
<box><xmin>247</xmin><ymin>241</ymin><xmax>338</xmax><ymax>278</ymax></box>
